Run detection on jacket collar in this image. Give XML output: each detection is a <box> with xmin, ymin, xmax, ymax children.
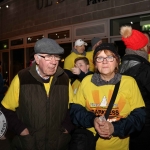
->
<box><xmin>71</xmin><ymin>49</ymin><xmax>86</xmax><ymax>56</ymax></box>
<box><xmin>121</xmin><ymin>54</ymin><xmax>149</xmax><ymax>65</ymax></box>
<box><xmin>119</xmin><ymin>54</ymin><xmax>150</xmax><ymax>74</ymax></box>
<box><xmin>29</xmin><ymin>62</ymin><xmax>64</xmax><ymax>83</ymax></box>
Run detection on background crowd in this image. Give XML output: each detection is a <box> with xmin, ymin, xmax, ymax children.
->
<box><xmin>0</xmin><ymin>26</ymin><xmax>150</xmax><ymax>150</ymax></box>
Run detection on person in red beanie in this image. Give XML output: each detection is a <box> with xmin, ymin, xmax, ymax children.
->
<box><xmin>143</xmin><ymin>32</ymin><xmax>150</xmax><ymax>61</ymax></box>
<box><xmin>119</xmin><ymin>26</ymin><xmax>150</xmax><ymax>150</ymax></box>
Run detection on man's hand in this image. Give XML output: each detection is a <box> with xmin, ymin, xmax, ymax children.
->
<box><xmin>94</xmin><ymin>117</ymin><xmax>114</xmax><ymax>138</ymax></box>
<box><xmin>20</xmin><ymin>128</ymin><xmax>29</xmax><ymax>136</ymax></box>
<box><xmin>63</xmin><ymin>129</ymin><xmax>68</xmax><ymax>134</ymax></box>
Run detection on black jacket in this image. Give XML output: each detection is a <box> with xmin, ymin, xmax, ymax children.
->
<box><xmin>119</xmin><ymin>54</ymin><xmax>150</xmax><ymax>150</ymax></box>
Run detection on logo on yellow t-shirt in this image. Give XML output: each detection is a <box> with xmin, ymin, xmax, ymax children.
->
<box><xmin>86</xmin><ymin>91</ymin><xmax>125</xmax><ymax>122</ymax></box>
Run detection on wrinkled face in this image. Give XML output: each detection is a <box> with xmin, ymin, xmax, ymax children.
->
<box><xmin>75</xmin><ymin>60</ymin><xmax>89</xmax><ymax>74</ymax></box>
<box><xmin>95</xmin><ymin>50</ymin><xmax>118</xmax><ymax>78</ymax></box>
<box><xmin>34</xmin><ymin>54</ymin><xmax>59</xmax><ymax>77</ymax></box>
<box><xmin>75</xmin><ymin>45</ymin><xmax>85</xmax><ymax>54</ymax></box>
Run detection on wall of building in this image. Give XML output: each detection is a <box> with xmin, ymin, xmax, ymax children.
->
<box><xmin>0</xmin><ymin>0</ymin><xmax>150</xmax><ymax>40</ymax></box>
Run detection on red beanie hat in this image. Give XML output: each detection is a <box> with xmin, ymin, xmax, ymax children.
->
<box><xmin>120</xmin><ymin>26</ymin><xmax>148</xmax><ymax>50</ymax></box>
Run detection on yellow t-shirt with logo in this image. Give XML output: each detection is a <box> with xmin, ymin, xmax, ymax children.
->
<box><xmin>73</xmin><ymin>75</ymin><xmax>145</xmax><ymax>150</ymax></box>
<box><xmin>2</xmin><ymin>75</ymin><xmax>73</xmax><ymax>111</ymax></box>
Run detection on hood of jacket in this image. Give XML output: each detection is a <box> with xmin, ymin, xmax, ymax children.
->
<box><xmin>29</xmin><ymin>62</ymin><xmax>64</xmax><ymax>83</ymax></box>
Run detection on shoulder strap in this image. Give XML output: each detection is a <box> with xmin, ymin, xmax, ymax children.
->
<box><xmin>105</xmin><ymin>81</ymin><xmax>120</xmax><ymax>119</ymax></box>
<box><xmin>95</xmin><ymin>81</ymin><xmax>121</xmax><ymax>141</ymax></box>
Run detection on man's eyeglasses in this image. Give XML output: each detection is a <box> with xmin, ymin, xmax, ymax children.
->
<box><xmin>38</xmin><ymin>54</ymin><xmax>61</xmax><ymax>61</ymax></box>
<box><xmin>96</xmin><ymin>56</ymin><xmax>114</xmax><ymax>63</ymax></box>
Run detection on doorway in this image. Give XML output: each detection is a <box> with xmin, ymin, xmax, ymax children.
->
<box><xmin>10</xmin><ymin>48</ymin><xmax>24</xmax><ymax>81</ymax></box>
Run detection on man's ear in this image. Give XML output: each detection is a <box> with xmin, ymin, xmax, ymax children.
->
<box><xmin>87</xmin><ymin>64</ymin><xmax>90</xmax><ymax>70</ymax></box>
<box><xmin>34</xmin><ymin>54</ymin><xmax>40</xmax><ymax>64</ymax></box>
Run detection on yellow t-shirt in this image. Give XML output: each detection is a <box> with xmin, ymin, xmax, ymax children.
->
<box><xmin>73</xmin><ymin>75</ymin><xmax>145</xmax><ymax>150</ymax></box>
<box><xmin>72</xmin><ymin>79</ymin><xmax>81</xmax><ymax>95</ymax></box>
<box><xmin>64</xmin><ymin>52</ymin><xmax>94</xmax><ymax>72</ymax></box>
<box><xmin>2</xmin><ymin>75</ymin><xmax>73</xmax><ymax>111</ymax></box>
<box><xmin>86</xmin><ymin>50</ymin><xmax>94</xmax><ymax>72</ymax></box>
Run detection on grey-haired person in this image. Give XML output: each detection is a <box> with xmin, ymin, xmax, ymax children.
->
<box><xmin>1</xmin><ymin>38</ymin><xmax>74</xmax><ymax>150</ymax></box>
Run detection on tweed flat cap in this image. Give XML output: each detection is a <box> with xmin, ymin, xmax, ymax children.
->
<box><xmin>34</xmin><ymin>38</ymin><xmax>64</xmax><ymax>54</ymax></box>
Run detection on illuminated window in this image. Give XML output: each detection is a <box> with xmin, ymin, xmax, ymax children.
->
<box><xmin>110</xmin><ymin>13</ymin><xmax>150</xmax><ymax>36</ymax></box>
<box><xmin>48</xmin><ymin>30</ymin><xmax>70</xmax><ymax>40</ymax></box>
<box><xmin>27</xmin><ymin>35</ymin><xmax>44</xmax><ymax>43</ymax></box>
<box><xmin>0</xmin><ymin>39</ymin><xmax>9</xmax><ymax>50</ymax></box>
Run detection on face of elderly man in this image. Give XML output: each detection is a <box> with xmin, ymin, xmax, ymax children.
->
<box><xmin>34</xmin><ymin>54</ymin><xmax>61</xmax><ymax>78</ymax></box>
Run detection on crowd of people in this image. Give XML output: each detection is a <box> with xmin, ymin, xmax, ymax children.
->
<box><xmin>0</xmin><ymin>26</ymin><xmax>150</xmax><ymax>150</ymax></box>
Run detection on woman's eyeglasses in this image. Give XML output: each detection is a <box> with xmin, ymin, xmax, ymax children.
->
<box><xmin>96</xmin><ymin>56</ymin><xmax>114</xmax><ymax>63</ymax></box>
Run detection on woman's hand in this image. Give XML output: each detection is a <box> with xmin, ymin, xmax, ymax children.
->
<box><xmin>94</xmin><ymin>117</ymin><xmax>114</xmax><ymax>138</ymax></box>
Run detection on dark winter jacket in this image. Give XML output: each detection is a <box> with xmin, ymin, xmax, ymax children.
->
<box><xmin>119</xmin><ymin>54</ymin><xmax>150</xmax><ymax>150</ymax></box>
<box><xmin>2</xmin><ymin>63</ymin><xmax>72</xmax><ymax>150</ymax></box>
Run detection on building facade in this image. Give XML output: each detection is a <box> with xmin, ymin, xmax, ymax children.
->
<box><xmin>0</xmin><ymin>0</ymin><xmax>150</xmax><ymax>83</ymax></box>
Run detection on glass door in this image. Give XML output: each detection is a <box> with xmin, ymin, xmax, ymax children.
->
<box><xmin>26</xmin><ymin>47</ymin><xmax>34</xmax><ymax>67</ymax></box>
<box><xmin>10</xmin><ymin>48</ymin><xmax>24</xmax><ymax>81</ymax></box>
<box><xmin>59</xmin><ymin>43</ymin><xmax>72</xmax><ymax>68</ymax></box>
<box><xmin>1</xmin><ymin>52</ymin><xmax>9</xmax><ymax>85</ymax></box>
<box><xmin>110</xmin><ymin>38</ymin><xmax>126</xmax><ymax>59</ymax></box>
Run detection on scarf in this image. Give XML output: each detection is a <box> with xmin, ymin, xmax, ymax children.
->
<box><xmin>125</xmin><ymin>48</ymin><xmax>148</xmax><ymax>60</ymax></box>
<box><xmin>91</xmin><ymin>73</ymin><xmax>122</xmax><ymax>86</ymax></box>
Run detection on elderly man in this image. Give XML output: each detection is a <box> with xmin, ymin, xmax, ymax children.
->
<box><xmin>1</xmin><ymin>38</ymin><xmax>74</xmax><ymax>150</ymax></box>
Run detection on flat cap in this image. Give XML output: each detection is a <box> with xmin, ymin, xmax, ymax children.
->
<box><xmin>34</xmin><ymin>38</ymin><xmax>64</xmax><ymax>54</ymax></box>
